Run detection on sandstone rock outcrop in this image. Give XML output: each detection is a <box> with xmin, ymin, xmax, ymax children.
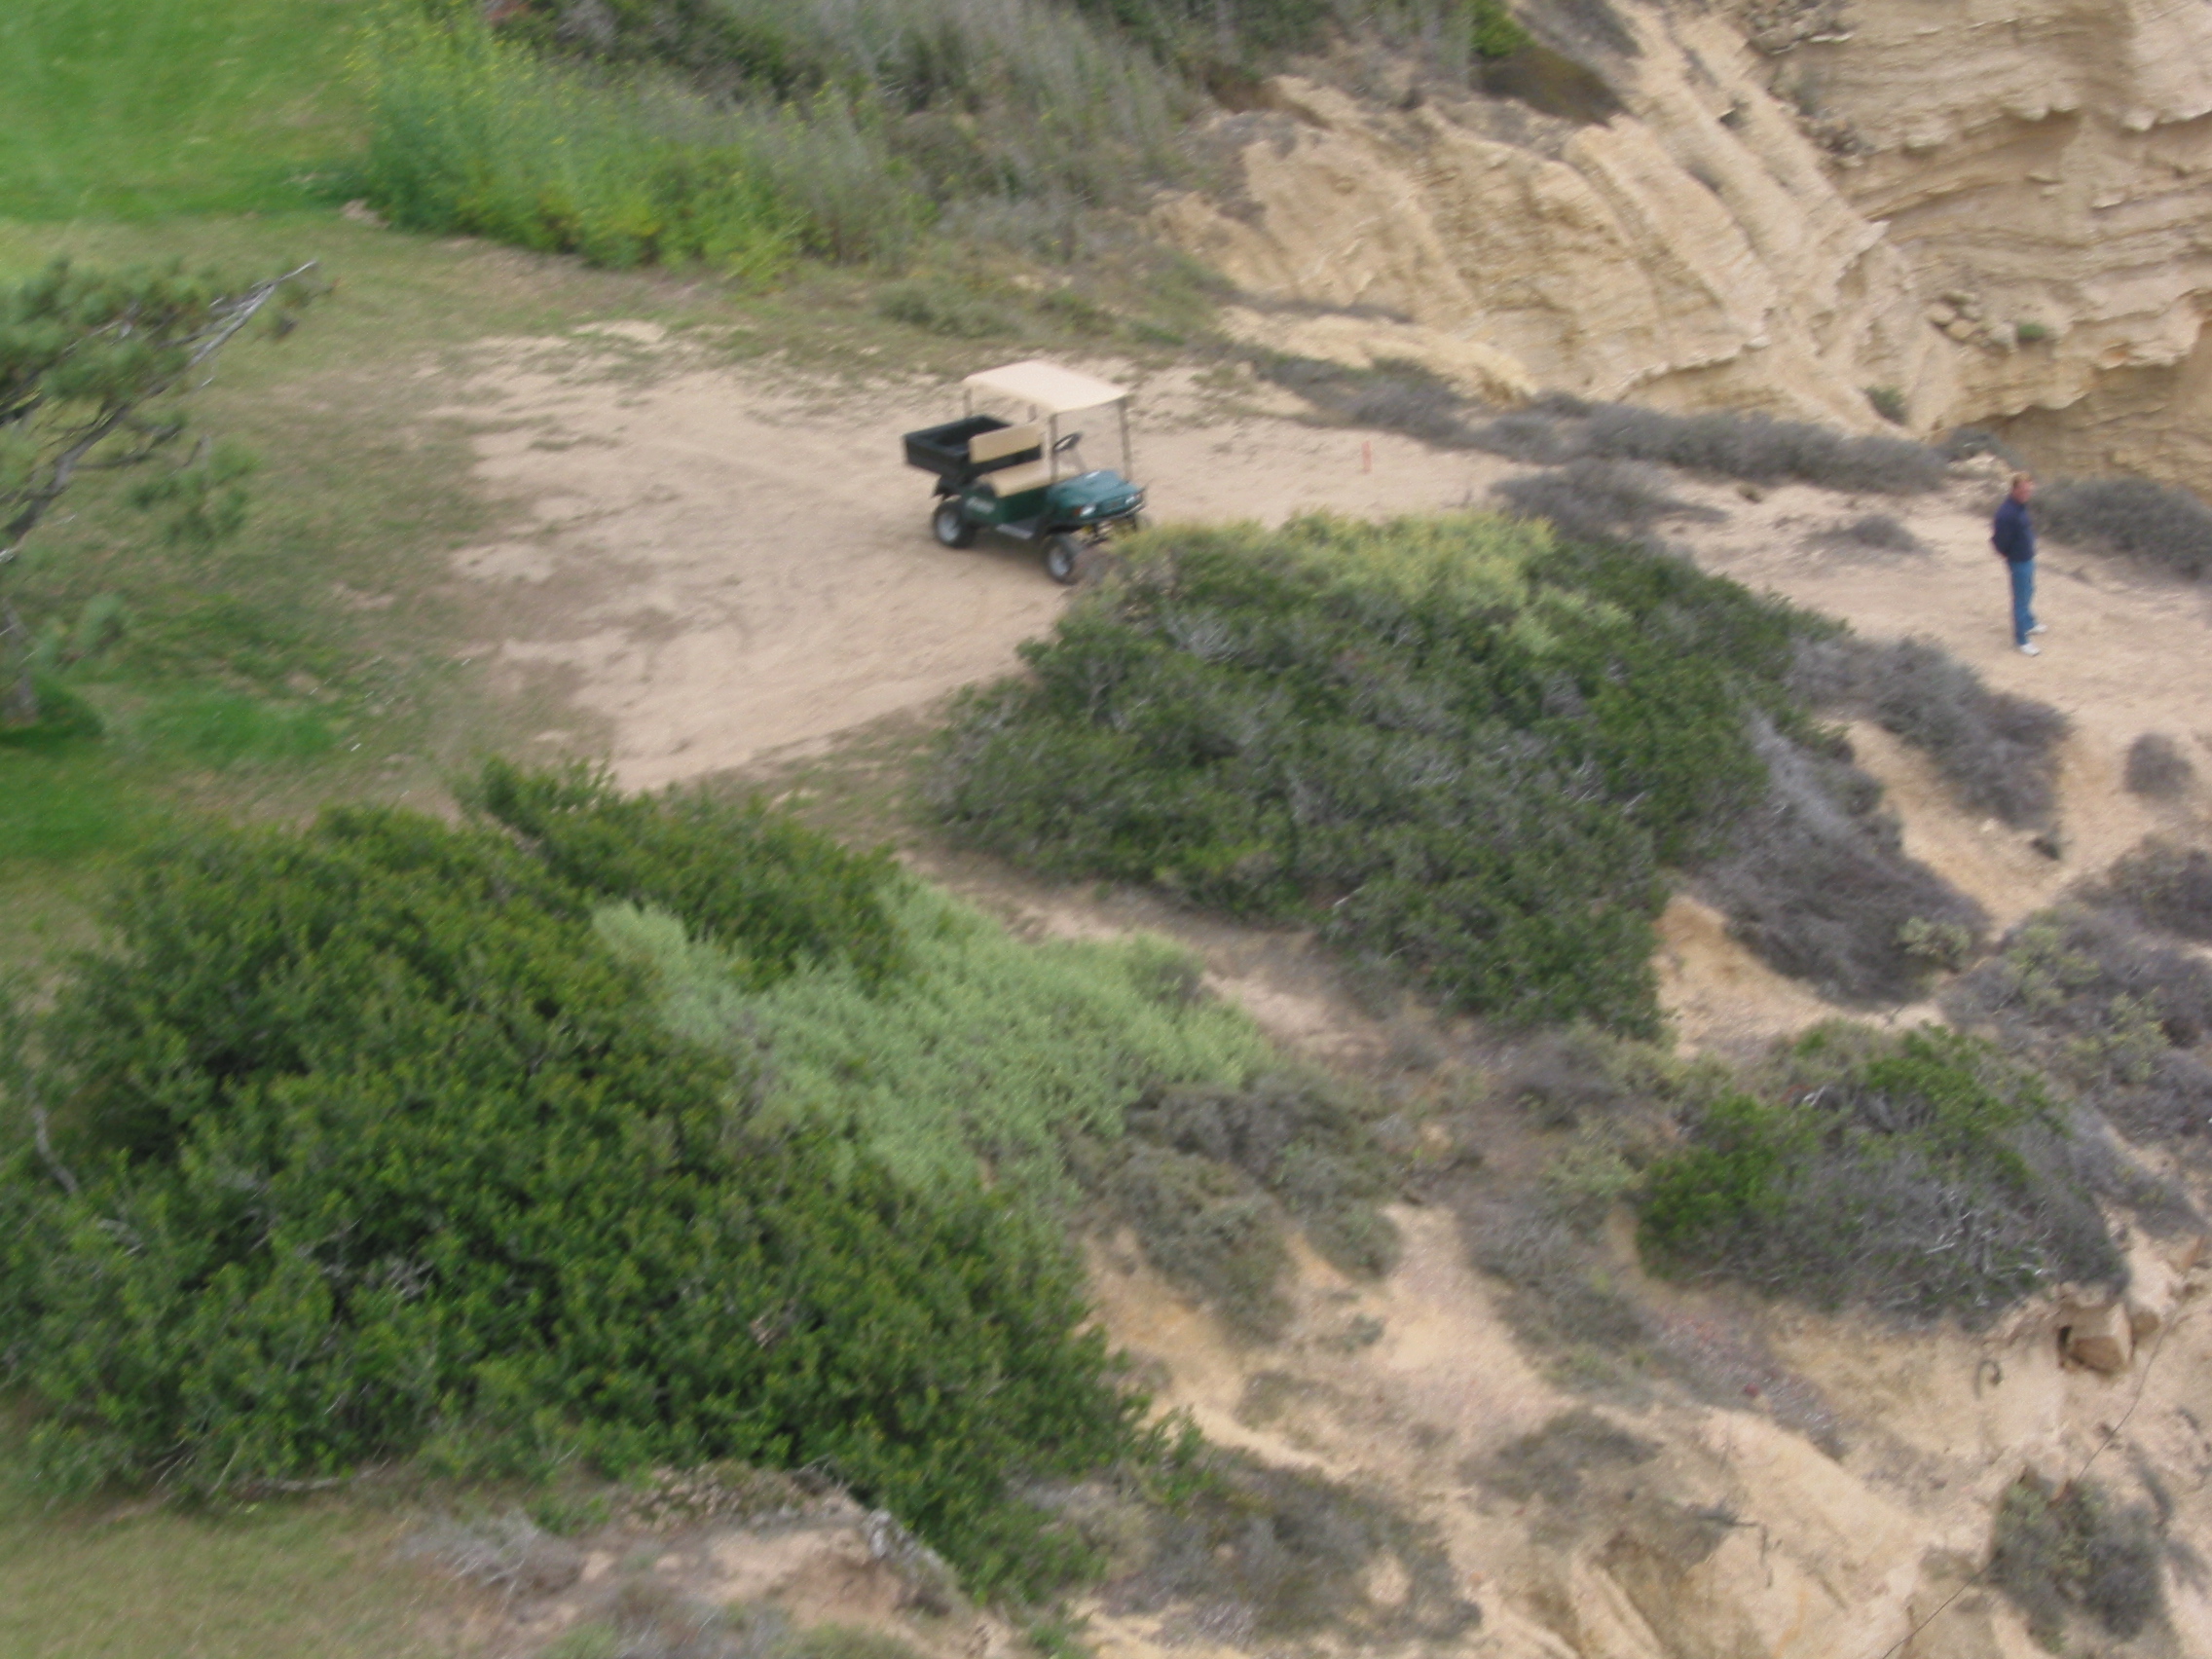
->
<box><xmin>1161</xmin><ymin>0</ymin><xmax>2212</xmax><ymax>494</ymax></box>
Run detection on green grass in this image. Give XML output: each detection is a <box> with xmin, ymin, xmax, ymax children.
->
<box><xmin>0</xmin><ymin>0</ymin><xmax>361</xmax><ymax>220</ymax></box>
<box><xmin>0</xmin><ymin>1423</ymin><xmax>453</xmax><ymax>1659</ymax></box>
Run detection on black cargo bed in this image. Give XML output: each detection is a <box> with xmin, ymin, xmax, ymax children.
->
<box><xmin>903</xmin><ymin>415</ymin><xmax>1011</xmax><ymax>486</ymax></box>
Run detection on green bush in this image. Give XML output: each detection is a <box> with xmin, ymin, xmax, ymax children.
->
<box><xmin>469</xmin><ymin>759</ymin><xmax>904</xmax><ymax>990</ymax></box>
<box><xmin>1469</xmin><ymin>0</ymin><xmax>1532</xmax><ymax>57</ymax></box>
<box><xmin>1639</xmin><ymin>1024</ymin><xmax>2120</xmax><ymax>1317</ymax></box>
<box><xmin>0</xmin><ymin>771</ymin><xmax>1143</xmax><ymax>1597</ymax></box>
<box><xmin>933</xmin><ymin>513</ymin><xmax>1825</xmax><ymax>1032</ymax></box>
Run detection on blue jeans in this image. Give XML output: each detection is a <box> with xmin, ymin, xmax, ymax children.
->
<box><xmin>2009</xmin><ymin>558</ymin><xmax>2037</xmax><ymax>645</ymax></box>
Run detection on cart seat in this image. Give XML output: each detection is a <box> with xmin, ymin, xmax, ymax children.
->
<box><xmin>982</xmin><ymin>458</ymin><xmax>1055</xmax><ymax>498</ymax></box>
<box><xmin>970</xmin><ymin>422</ymin><xmax>1044</xmax><ymax>464</ymax></box>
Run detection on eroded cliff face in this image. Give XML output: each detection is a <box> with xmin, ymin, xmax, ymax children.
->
<box><xmin>1795</xmin><ymin>0</ymin><xmax>2212</xmax><ymax>488</ymax></box>
<box><xmin>1159</xmin><ymin>0</ymin><xmax>2212</xmax><ymax>491</ymax></box>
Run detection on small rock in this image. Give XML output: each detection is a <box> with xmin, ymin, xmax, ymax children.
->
<box><xmin>2029</xmin><ymin>830</ymin><xmax>2065</xmax><ymax>861</ymax></box>
<box><xmin>1736</xmin><ymin>481</ymin><xmax>1764</xmax><ymax>501</ymax></box>
<box><xmin>340</xmin><ymin>199</ymin><xmax>387</xmax><ymax>229</ymax></box>
<box><xmin>2062</xmin><ymin>1302</ymin><xmax>2133</xmax><ymax>1374</ymax></box>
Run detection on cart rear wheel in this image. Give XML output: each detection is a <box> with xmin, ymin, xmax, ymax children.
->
<box><xmin>933</xmin><ymin>499</ymin><xmax>977</xmax><ymax>548</ymax></box>
<box><xmin>1044</xmin><ymin>534</ymin><xmax>1084</xmax><ymax>585</ymax></box>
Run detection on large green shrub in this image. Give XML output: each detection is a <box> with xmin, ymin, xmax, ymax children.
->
<box><xmin>0</xmin><ymin>776</ymin><xmax>1142</xmax><ymax>1595</ymax></box>
<box><xmin>1639</xmin><ymin>1023</ymin><xmax>2120</xmax><ymax>1317</ymax></box>
<box><xmin>933</xmin><ymin>514</ymin><xmax>1820</xmax><ymax>1033</ymax></box>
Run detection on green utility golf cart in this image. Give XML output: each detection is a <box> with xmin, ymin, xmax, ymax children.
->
<box><xmin>903</xmin><ymin>359</ymin><xmax>1147</xmax><ymax>583</ymax></box>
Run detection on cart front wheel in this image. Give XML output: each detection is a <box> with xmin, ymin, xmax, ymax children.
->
<box><xmin>1044</xmin><ymin>534</ymin><xmax>1084</xmax><ymax>585</ymax></box>
<box><xmin>933</xmin><ymin>499</ymin><xmax>977</xmax><ymax>548</ymax></box>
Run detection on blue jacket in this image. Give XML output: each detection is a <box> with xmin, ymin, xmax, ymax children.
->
<box><xmin>1993</xmin><ymin>497</ymin><xmax>2036</xmax><ymax>563</ymax></box>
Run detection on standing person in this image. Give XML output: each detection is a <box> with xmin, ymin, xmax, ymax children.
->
<box><xmin>1992</xmin><ymin>473</ymin><xmax>2046</xmax><ymax>656</ymax></box>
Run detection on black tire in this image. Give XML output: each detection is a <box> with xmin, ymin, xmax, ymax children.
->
<box><xmin>933</xmin><ymin>499</ymin><xmax>977</xmax><ymax>548</ymax></box>
<box><xmin>1044</xmin><ymin>534</ymin><xmax>1084</xmax><ymax>585</ymax></box>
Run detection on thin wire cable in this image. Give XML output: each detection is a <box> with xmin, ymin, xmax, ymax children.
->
<box><xmin>1866</xmin><ymin>1308</ymin><xmax>2179</xmax><ymax>1659</ymax></box>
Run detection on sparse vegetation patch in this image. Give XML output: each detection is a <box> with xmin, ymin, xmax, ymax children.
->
<box><xmin>1988</xmin><ymin>1474</ymin><xmax>2165</xmax><ymax>1648</ymax></box>
<box><xmin>1947</xmin><ymin>903</ymin><xmax>2212</xmax><ymax>1161</ymax></box>
<box><xmin>1818</xmin><ymin>513</ymin><xmax>1922</xmax><ymax>554</ymax></box>
<box><xmin>1789</xmin><ymin>634</ymin><xmax>2069</xmax><ymax>829</ymax></box>
<box><xmin>2037</xmin><ymin>475</ymin><xmax>2212</xmax><ymax>579</ymax></box>
<box><xmin>2123</xmin><ymin>731</ymin><xmax>2196</xmax><ymax>799</ymax></box>
<box><xmin>1095</xmin><ymin>1449</ymin><xmax>1481</xmax><ymax>1642</ymax></box>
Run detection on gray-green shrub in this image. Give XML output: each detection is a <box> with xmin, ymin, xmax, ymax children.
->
<box><xmin>1989</xmin><ymin>1474</ymin><xmax>2164</xmax><ymax>1646</ymax></box>
<box><xmin>1946</xmin><ymin>904</ymin><xmax>2212</xmax><ymax>1157</ymax></box>
<box><xmin>1578</xmin><ymin>403</ymin><xmax>1947</xmax><ymax>494</ymax></box>
<box><xmin>2083</xmin><ymin>836</ymin><xmax>2212</xmax><ymax>943</ymax></box>
<box><xmin>931</xmin><ymin>512</ymin><xmax>1829</xmax><ymax>1033</ymax></box>
<box><xmin>2037</xmin><ymin>475</ymin><xmax>2212</xmax><ymax>579</ymax></box>
<box><xmin>1639</xmin><ymin>1023</ymin><xmax>2121</xmax><ymax>1318</ymax></box>
<box><xmin>1704</xmin><ymin>720</ymin><xmax>1986</xmax><ymax>1004</ymax></box>
<box><xmin>1789</xmin><ymin>634</ymin><xmax>2069</xmax><ymax>829</ymax></box>
<box><xmin>2124</xmin><ymin>731</ymin><xmax>2196</xmax><ymax>799</ymax></box>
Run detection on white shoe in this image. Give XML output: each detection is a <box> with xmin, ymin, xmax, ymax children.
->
<box><xmin>2018</xmin><ymin>643</ymin><xmax>2042</xmax><ymax>656</ymax></box>
<box><xmin>2028</xmin><ymin>623</ymin><xmax>2047</xmax><ymax>635</ymax></box>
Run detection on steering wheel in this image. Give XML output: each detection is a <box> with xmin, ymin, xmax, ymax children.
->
<box><xmin>1052</xmin><ymin>430</ymin><xmax>1083</xmax><ymax>454</ymax></box>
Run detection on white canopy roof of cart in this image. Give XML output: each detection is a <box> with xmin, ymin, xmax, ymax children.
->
<box><xmin>963</xmin><ymin>359</ymin><xmax>1127</xmax><ymax>415</ymax></box>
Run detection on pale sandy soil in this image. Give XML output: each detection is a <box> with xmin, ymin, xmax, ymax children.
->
<box><xmin>430</xmin><ymin>332</ymin><xmax>2212</xmax><ymax>1659</ymax></box>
